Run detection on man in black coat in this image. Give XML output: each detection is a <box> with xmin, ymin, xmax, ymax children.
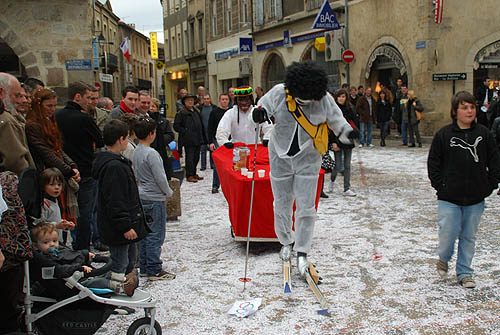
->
<box><xmin>55</xmin><ymin>82</ymin><xmax>103</xmax><ymax>251</ymax></box>
<box><xmin>474</xmin><ymin>77</ymin><xmax>493</xmax><ymax>127</ymax></box>
<box><xmin>173</xmin><ymin>93</ymin><xmax>207</xmax><ymax>182</ymax></box>
<box><xmin>149</xmin><ymin>107</ymin><xmax>175</xmax><ymax>180</ymax></box>
<box><xmin>207</xmin><ymin>93</ymin><xmax>230</xmax><ymax>193</ymax></box>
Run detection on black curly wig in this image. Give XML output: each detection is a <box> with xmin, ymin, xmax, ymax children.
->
<box><xmin>284</xmin><ymin>61</ymin><xmax>328</xmax><ymax>101</ymax></box>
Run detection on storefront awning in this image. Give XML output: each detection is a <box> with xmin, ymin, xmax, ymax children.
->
<box><xmin>474</xmin><ymin>40</ymin><xmax>500</xmax><ymax>70</ymax></box>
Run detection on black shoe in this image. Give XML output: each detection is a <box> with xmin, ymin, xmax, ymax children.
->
<box><xmin>211</xmin><ymin>187</ymin><xmax>219</xmax><ymax>194</ymax></box>
<box><xmin>200</xmin><ymin>168</ymin><xmax>206</xmax><ymax>171</ymax></box>
<box><xmin>94</xmin><ymin>242</ymin><xmax>109</xmax><ymax>252</ymax></box>
<box><xmin>320</xmin><ymin>191</ymin><xmax>329</xmax><ymax>198</ymax></box>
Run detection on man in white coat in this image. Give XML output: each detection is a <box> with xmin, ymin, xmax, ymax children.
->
<box><xmin>252</xmin><ymin>61</ymin><xmax>358</xmax><ymax>278</ymax></box>
<box><xmin>216</xmin><ymin>86</ymin><xmax>273</xmax><ymax>148</ymax></box>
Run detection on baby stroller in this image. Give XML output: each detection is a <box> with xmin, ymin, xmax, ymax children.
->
<box><xmin>17</xmin><ymin>168</ymin><xmax>162</xmax><ymax>334</ymax></box>
<box><xmin>23</xmin><ymin>256</ymin><xmax>162</xmax><ymax>335</ymax></box>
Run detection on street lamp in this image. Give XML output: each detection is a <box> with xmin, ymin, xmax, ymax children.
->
<box><xmin>97</xmin><ymin>33</ymin><xmax>114</xmax><ymax>98</ymax></box>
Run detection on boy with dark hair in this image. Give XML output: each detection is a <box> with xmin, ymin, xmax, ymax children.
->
<box><xmin>428</xmin><ymin>91</ymin><xmax>500</xmax><ymax>289</ymax></box>
<box><xmin>92</xmin><ymin>120</ymin><xmax>150</xmax><ymax>296</ymax></box>
<box><xmin>110</xmin><ymin>86</ymin><xmax>140</xmax><ymax>119</ymax></box>
<box><xmin>132</xmin><ymin>117</ymin><xmax>174</xmax><ymax>280</ymax></box>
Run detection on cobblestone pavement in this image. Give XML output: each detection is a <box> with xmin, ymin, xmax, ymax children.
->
<box><xmin>99</xmin><ymin>140</ymin><xmax>500</xmax><ymax>335</ymax></box>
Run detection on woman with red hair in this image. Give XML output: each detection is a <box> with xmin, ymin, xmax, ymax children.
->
<box><xmin>26</xmin><ymin>88</ymin><xmax>80</xmax><ymax>181</ymax></box>
<box><xmin>25</xmin><ymin>88</ymin><xmax>80</xmax><ymax>226</ymax></box>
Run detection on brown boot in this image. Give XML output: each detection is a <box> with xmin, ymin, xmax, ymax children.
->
<box><xmin>123</xmin><ymin>271</ymin><xmax>138</xmax><ymax>297</ymax></box>
<box><xmin>186</xmin><ymin>176</ymin><xmax>198</xmax><ymax>182</ymax></box>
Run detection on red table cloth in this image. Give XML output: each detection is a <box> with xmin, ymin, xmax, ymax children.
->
<box><xmin>212</xmin><ymin>143</ymin><xmax>324</xmax><ymax>241</ymax></box>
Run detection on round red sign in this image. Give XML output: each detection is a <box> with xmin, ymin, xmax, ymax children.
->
<box><xmin>342</xmin><ymin>50</ymin><xmax>355</xmax><ymax>64</ymax></box>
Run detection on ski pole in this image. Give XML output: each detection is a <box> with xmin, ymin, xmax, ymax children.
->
<box><xmin>241</xmin><ymin>123</ymin><xmax>261</xmax><ymax>291</ymax></box>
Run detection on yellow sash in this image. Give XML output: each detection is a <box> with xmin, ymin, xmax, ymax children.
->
<box><xmin>285</xmin><ymin>90</ymin><xmax>329</xmax><ymax>155</ymax></box>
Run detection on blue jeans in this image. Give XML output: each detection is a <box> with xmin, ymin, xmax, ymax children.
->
<box><xmin>200</xmin><ymin>146</ymin><xmax>215</xmax><ymax>170</ymax></box>
<box><xmin>140</xmin><ymin>200</ymin><xmax>166</xmax><ymax>275</ymax></box>
<box><xmin>109</xmin><ymin>243</ymin><xmax>137</xmax><ymax>274</ymax></box>
<box><xmin>212</xmin><ymin>166</ymin><xmax>220</xmax><ymax>189</ymax></box>
<box><xmin>331</xmin><ymin>147</ymin><xmax>352</xmax><ymax>192</ymax></box>
<box><xmin>401</xmin><ymin>121</ymin><xmax>408</xmax><ymax>145</ymax></box>
<box><xmin>359</xmin><ymin>122</ymin><xmax>372</xmax><ymax>146</ymax></box>
<box><xmin>72</xmin><ymin>177</ymin><xmax>97</xmax><ymax>250</ymax></box>
<box><xmin>437</xmin><ymin>200</ymin><xmax>484</xmax><ymax>281</ymax></box>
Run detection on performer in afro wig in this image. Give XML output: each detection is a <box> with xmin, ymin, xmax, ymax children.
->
<box><xmin>252</xmin><ymin>61</ymin><xmax>358</xmax><ymax>278</ymax></box>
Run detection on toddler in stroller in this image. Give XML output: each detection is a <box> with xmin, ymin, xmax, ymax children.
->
<box><xmin>25</xmin><ymin>222</ymin><xmax>162</xmax><ymax>335</ymax></box>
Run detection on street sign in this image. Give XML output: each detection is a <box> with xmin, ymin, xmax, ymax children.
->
<box><xmin>342</xmin><ymin>50</ymin><xmax>354</xmax><ymax>64</ymax></box>
<box><xmin>155</xmin><ymin>61</ymin><xmax>165</xmax><ymax>70</ymax></box>
<box><xmin>432</xmin><ymin>73</ymin><xmax>467</xmax><ymax>81</ymax></box>
<box><xmin>283</xmin><ymin>30</ymin><xmax>292</xmax><ymax>48</ymax></box>
<box><xmin>65</xmin><ymin>59</ymin><xmax>92</xmax><ymax>71</ymax></box>
<box><xmin>239</xmin><ymin>38</ymin><xmax>253</xmax><ymax>54</ymax></box>
<box><xmin>99</xmin><ymin>73</ymin><xmax>113</xmax><ymax>83</ymax></box>
<box><xmin>312</xmin><ymin>0</ymin><xmax>340</xmax><ymax>30</ymax></box>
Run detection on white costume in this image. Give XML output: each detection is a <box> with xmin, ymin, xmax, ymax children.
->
<box><xmin>216</xmin><ymin>105</ymin><xmax>273</xmax><ymax>145</ymax></box>
<box><xmin>257</xmin><ymin>83</ymin><xmax>351</xmax><ymax>254</ymax></box>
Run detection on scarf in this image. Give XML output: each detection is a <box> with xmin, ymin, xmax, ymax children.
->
<box><xmin>120</xmin><ymin>101</ymin><xmax>135</xmax><ymax>114</ymax></box>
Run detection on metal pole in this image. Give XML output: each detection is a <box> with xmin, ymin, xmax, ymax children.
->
<box><xmin>345</xmin><ymin>0</ymin><xmax>350</xmax><ymax>85</ymax></box>
<box><xmin>242</xmin><ymin>123</ymin><xmax>261</xmax><ymax>291</ymax></box>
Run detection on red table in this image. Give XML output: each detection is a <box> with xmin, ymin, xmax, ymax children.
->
<box><xmin>212</xmin><ymin>143</ymin><xmax>324</xmax><ymax>242</ymax></box>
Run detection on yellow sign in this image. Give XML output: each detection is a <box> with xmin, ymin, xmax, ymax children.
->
<box><xmin>150</xmin><ymin>32</ymin><xmax>158</xmax><ymax>60</ymax></box>
<box><xmin>314</xmin><ymin>37</ymin><xmax>325</xmax><ymax>52</ymax></box>
<box><xmin>155</xmin><ymin>61</ymin><xmax>165</xmax><ymax>70</ymax></box>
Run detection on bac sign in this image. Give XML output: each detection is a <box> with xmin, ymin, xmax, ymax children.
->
<box><xmin>342</xmin><ymin>50</ymin><xmax>354</xmax><ymax>64</ymax></box>
<box><xmin>312</xmin><ymin>0</ymin><xmax>340</xmax><ymax>30</ymax></box>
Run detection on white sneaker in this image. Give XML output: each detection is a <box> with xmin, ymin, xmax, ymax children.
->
<box><xmin>358</xmin><ymin>144</ymin><xmax>363</xmax><ymax>148</ymax></box>
<box><xmin>328</xmin><ymin>181</ymin><xmax>334</xmax><ymax>193</ymax></box>
<box><xmin>343</xmin><ymin>189</ymin><xmax>356</xmax><ymax>197</ymax></box>
<box><xmin>368</xmin><ymin>144</ymin><xmax>374</xmax><ymax>148</ymax></box>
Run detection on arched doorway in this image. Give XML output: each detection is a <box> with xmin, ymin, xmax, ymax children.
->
<box><xmin>473</xmin><ymin>40</ymin><xmax>500</xmax><ymax>97</ymax></box>
<box><xmin>365</xmin><ymin>44</ymin><xmax>407</xmax><ymax>93</ymax></box>
<box><xmin>263</xmin><ymin>53</ymin><xmax>285</xmax><ymax>92</ymax></box>
<box><xmin>0</xmin><ymin>37</ymin><xmax>26</xmax><ymax>79</ymax></box>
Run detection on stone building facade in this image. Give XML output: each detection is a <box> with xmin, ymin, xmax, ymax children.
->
<box><xmin>161</xmin><ymin>0</ymin><xmax>190</xmax><ymax>118</ymax></box>
<box><xmin>186</xmin><ymin>0</ymin><xmax>208</xmax><ymax>94</ymax></box>
<box><xmin>206</xmin><ymin>0</ymin><xmax>252</xmax><ymax>99</ymax></box>
<box><xmin>0</xmin><ymin>0</ymin><xmax>93</xmax><ymax>99</ymax></box>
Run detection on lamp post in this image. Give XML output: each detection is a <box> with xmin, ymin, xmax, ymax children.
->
<box><xmin>97</xmin><ymin>33</ymin><xmax>113</xmax><ymax>98</ymax></box>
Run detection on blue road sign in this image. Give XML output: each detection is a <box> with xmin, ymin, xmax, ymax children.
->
<box><xmin>66</xmin><ymin>59</ymin><xmax>92</xmax><ymax>71</ymax></box>
<box><xmin>312</xmin><ymin>0</ymin><xmax>340</xmax><ymax>30</ymax></box>
<box><xmin>239</xmin><ymin>38</ymin><xmax>253</xmax><ymax>54</ymax></box>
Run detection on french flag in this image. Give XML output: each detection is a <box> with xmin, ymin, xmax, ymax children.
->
<box><xmin>120</xmin><ymin>37</ymin><xmax>130</xmax><ymax>62</ymax></box>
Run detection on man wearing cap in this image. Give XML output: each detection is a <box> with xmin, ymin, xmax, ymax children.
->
<box><xmin>216</xmin><ymin>86</ymin><xmax>273</xmax><ymax>148</ymax></box>
<box><xmin>173</xmin><ymin>93</ymin><xmax>207</xmax><ymax>183</ymax></box>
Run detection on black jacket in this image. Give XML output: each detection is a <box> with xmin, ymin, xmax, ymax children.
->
<box><xmin>173</xmin><ymin>107</ymin><xmax>207</xmax><ymax>147</ymax></box>
<box><xmin>428</xmin><ymin>121</ymin><xmax>500</xmax><ymax>206</ymax></box>
<box><xmin>31</xmin><ymin>246</ymin><xmax>89</xmax><ymax>279</ymax></box>
<box><xmin>207</xmin><ymin>107</ymin><xmax>228</xmax><ymax>145</ymax></box>
<box><xmin>149</xmin><ymin>111</ymin><xmax>174</xmax><ymax>179</ymax></box>
<box><xmin>55</xmin><ymin>101</ymin><xmax>104</xmax><ymax>178</ymax></box>
<box><xmin>376</xmin><ymin>100</ymin><xmax>392</xmax><ymax>123</ymax></box>
<box><xmin>91</xmin><ymin>151</ymin><xmax>150</xmax><ymax>246</ymax></box>
<box><xmin>328</xmin><ymin>104</ymin><xmax>356</xmax><ymax>149</ymax></box>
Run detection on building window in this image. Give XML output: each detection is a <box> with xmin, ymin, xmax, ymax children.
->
<box><xmin>307</xmin><ymin>0</ymin><xmax>322</xmax><ymax>10</ymax></box>
<box><xmin>171</xmin><ymin>27</ymin><xmax>176</xmax><ymax>59</ymax></box>
<box><xmin>165</xmin><ymin>37</ymin><xmax>170</xmax><ymax>61</ymax></box>
<box><xmin>183</xmin><ymin>21</ymin><xmax>188</xmax><ymax>56</ymax></box>
<box><xmin>175</xmin><ymin>0</ymin><xmax>180</xmax><ymax>11</ymax></box>
<box><xmin>182</xmin><ymin>0</ymin><xmax>186</xmax><ymax>7</ymax></box>
<box><xmin>96</xmin><ymin>19</ymin><xmax>100</xmax><ymax>30</ymax></box>
<box><xmin>189</xmin><ymin>21</ymin><xmax>195</xmax><ymax>54</ymax></box>
<box><xmin>149</xmin><ymin>63</ymin><xmax>153</xmax><ymax>77</ymax></box>
<box><xmin>270</xmin><ymin>0</ymin><xmax>276</xmax><ymax>19</ymax></box>
<box><xmin>169</xmin><ymin>0</ymin><xmax>175</xmax><ymax>14</ymax></box>
<box><xmin>211</xmin><ymin>0</ymin><xmax>217</xmax><ymax>36</ymax></box>
<box><xmin>241</xmin><ymin>0</ymin><xmax>248</xmax><ymax>24</ymax></box>
<box><xmin>177</xmin><ymin>31</ymin><xmax>181</xmax><ymax>58</ymax></box>
<box><xmin>198</xmin><ymin>17</ymin><xmax>203</xmax><ymax>50</ymax></box>
<box><xmin>226</xmin><ymin>0</ymin><xmax>232</xmax><ymax>32</ymax></box>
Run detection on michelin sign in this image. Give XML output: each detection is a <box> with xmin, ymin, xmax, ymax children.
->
<box><xmin>312</xmin><ymin>0</ymin><xmax>341</xmax><ymax>30</ymax></box>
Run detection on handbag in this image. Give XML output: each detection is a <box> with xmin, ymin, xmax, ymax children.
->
<box><xmin>321</xmin><ymin>151</ymin><xmax>335</xmax><ymax>173</ymax></box>
<box><xmin>415</xmin><ymin>110</ymin><xmax>424</xmax><ymax>121</ymax></box>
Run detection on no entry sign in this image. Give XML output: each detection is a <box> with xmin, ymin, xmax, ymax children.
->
<box><xmin>342</xmin><ymin>50</ymin><xmax>355</xmax><ymax>64</ymax></box>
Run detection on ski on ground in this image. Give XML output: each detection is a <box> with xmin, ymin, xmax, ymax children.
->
<box><xmin>283</xmin><ymin>259</ymin><xmax>292</xmax><ymax>294</ymax></box>
<box><xmin>304</xmin><ymin>263</ymin><xmax>329</xmax><ymax>315</ymax></box>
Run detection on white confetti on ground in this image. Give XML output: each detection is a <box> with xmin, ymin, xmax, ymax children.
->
<box><xmin>97</xmin><ymin>142</ymin><xmax>500</xmax><ymax>335</ymax></box>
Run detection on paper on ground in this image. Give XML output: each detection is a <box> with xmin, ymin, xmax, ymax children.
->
<box><xmin>228</xmin><ymin>298</ymin><xmax>262</xmax><ymax>318</ymax></box>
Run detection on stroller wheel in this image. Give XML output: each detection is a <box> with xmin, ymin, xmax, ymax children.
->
<box><xmin>127</xmin><ymin>317</ymin><xmax>162</xmax><ymax>335</ymax></box>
